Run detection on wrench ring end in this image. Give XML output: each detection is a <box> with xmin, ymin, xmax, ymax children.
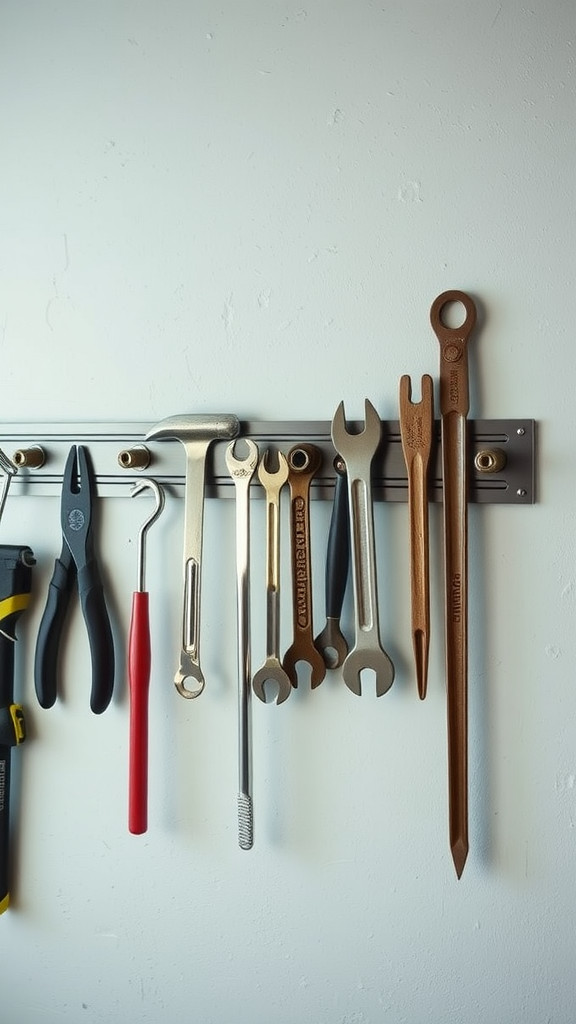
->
<box><xmin>174</xmin><ymin>669</ymin><xmax>205</xmax><ymax>699</ymax></box>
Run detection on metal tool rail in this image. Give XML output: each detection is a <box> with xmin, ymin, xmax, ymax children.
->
<box><xmin>0</xmin><ymin>419</ymin><xmax>535</xmax><ymax>503</ymax></box>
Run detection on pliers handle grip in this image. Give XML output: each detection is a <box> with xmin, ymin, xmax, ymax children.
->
<box><xmin>34</xmin><ymin>546</ymin><xmax>114</xmax><ymax>713</ymax></box>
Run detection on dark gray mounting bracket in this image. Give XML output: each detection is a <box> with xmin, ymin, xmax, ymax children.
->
<box><xmin>1</xmin><ymin>419</ymin><xmax>536</xmax><ymax>503</ymax></box>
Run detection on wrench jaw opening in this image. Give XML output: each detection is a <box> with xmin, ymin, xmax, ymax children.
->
<box><xmin>258</xmin><ymin>447</ymin><xmax>290</xmax><ymax>488</ymax></box>
<box><xmin>252</xmin><ymin>663</ymin><xmax>292</xmax><ymax>705</ymax></box>
<box><xmin>341</xmin><ymin>647</ymin><xmax>395</xmax><ymax>697</ymax></box>
<box><xmin>225</xmin><ymin>438</ymin><xmax>260</xmax><ymax>481</ymax></box>
<box><xmin>331</xmin><ymin>398</ymin><xmax>383</xmax><ymax>454</ymax></box>
<box><xmin>282</xmin><ymin>644</ymin><xmax>327</xmax><ymax>690</ymax></box>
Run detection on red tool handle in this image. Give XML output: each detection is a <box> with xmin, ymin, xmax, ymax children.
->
<box><xmin>128</xmin><ymin>590</ymin><xmax>151</xmax><ymax>834</ymax></box>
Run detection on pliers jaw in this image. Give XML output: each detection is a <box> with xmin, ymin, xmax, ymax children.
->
<box><xmin>60</xmin><ymin>445</ymin><xmax>95</xmax><ymax>570</ymax></box>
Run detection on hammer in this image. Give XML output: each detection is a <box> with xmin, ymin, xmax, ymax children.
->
<box><xmin>146</xmin><ymin>414</ymin><xmax>240</xmax><ymax>697</ymax></box>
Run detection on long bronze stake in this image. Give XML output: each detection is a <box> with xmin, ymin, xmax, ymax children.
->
<box><xmin>430</xmin><ymin>290</ymin><xmax>477</xmax><ymax>879</ymax></box>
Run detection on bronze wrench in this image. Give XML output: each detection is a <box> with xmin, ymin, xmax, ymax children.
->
<box><xmin>252</xmin><ymin>450</ymin><xmax>292</xmax><ymax>705</ymax></box>
<box><xmin>399</xmin><ymin>374</ymin><xmax>434</xmax><ymax>699</ymax></box>
<box><xmin>331</xmin><ymin>400</ymin><xmax>395</xmax><ymax>697</ymax></box>
<box><xmin>282</xmin><ymin>444</ymin><xmax>326</xmax><ymax>688</ymax></box>
<box><xmin>314</xmin><ymin>456</ymin><xmax>350</xmax><ymax>669</ymax></box>
<box><xmin>431</xmin><ymin>288</ymin><xmax>477</xmax><ymax>879</ymax></box>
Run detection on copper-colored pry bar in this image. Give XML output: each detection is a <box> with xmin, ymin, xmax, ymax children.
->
<box><xmin>430</xmin><ymin>289</ymin><xmax>477</xmax><ymax>879</ymax></box>
<box><xmin>399</xmin><ymin>374</ymin><xmax>434</xmax><ymax>700</ymax></box>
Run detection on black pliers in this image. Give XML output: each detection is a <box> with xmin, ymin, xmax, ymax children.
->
<box><xmin>34</xmin><ymin>445</ymin><xmax>115</xmax><ymax>714</ymax></box>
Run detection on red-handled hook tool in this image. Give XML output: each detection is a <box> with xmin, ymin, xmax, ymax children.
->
<box><xmin>128</xmin><ymin>478</ymin><xmax>165</xmax><ymax>835</ymax></box>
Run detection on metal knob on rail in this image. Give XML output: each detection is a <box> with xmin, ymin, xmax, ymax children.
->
<box><xmin>118</xmin><ymin>445</ymin><xmax>151</xmax><ymax>471</ymax></box>
<box><xmin>12</xmin><ymin>446</ymin><xmax>46</xmax><ymax>470</ymax></box>
<box><xmin>474</xmin><ymin>448</ymin><xmax>506</xmax><ymax>474</ymax></box>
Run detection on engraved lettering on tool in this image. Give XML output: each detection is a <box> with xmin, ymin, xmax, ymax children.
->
<box><xmin>449</xmin><ymin>368</ymin><xmax>460</xmax><ymax>405</ymax></box>
<box><xmin>451</xmin><ymin>573</ymin><xmax>462</xmax><ymax>623</ymax></box>
<box><xmin>293</xmin><ymin>497</ymin><xmax>309</xmax><ymax>628</ymax></box>
<box><xmin>407</xmin><ymin>414</ymin><xmax>423</xmax><ymax>450</ymax></box>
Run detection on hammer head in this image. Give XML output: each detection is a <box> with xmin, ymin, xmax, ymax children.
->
<box><xmin>146</xmin><ymin>413</ymin><xmax>240</xmax><ymax>444</ymax></box>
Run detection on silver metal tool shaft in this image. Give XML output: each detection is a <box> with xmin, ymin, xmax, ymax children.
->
<box><xmin>252</xmin><ymin>449</ymin><xmax>292</xmax><ymax>705</ymax></box>
<box><xmin>0</xmin><ymin>449</ymin><xmax>18</xmax><ymax>529</ymax></box>
<box><xmin>226</xmin><ymin>439</ymin><xmax>259</xmax><ymax>850</ymax></box>
<box><xmin>146</xmin><ymin>414</ymin><xmax>239</xmax><ymax>697</ymax></box>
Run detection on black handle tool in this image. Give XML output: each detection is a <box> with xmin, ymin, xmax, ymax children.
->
<box><xmin>34</xmin><ymin>445</ymin><xmax>115</xmax><ymax>714</ymax></box>
<box><xmin>314</xmin><ymin>456</ymin><xmax>350</xmax><ymax>669</ymax></box>
<box><xmin>0</xmin><ymin>544</ymin><xmax>35</xmax><ymax>913</ymax></box>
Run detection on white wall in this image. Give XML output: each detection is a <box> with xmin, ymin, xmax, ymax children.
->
<box><xmin>0</xmin><ymin>2</ymin><xmax>574</xmax><ymax>1022</ymax></box>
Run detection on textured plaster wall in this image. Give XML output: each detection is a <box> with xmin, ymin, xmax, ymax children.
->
<box><xmin>0</xmin><ymin>2</ymin><xmax>574</xmax><ymax>1022</ymax></box>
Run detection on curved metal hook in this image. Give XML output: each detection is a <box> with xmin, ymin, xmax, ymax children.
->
<box><xmin>130</xmin><ymin>478</ymin><xmax>165</xmax><ymax>592</ymax></box>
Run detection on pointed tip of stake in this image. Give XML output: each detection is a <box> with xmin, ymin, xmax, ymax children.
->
<box><xmin>451</xmin><ymin>836</ymin><xmax>469</xmax><ymax>879</ymax></box>
<box><xmin>414</xmin><ymin>630</ymin><xmax>429</xmax><ymax>700</ymax></box>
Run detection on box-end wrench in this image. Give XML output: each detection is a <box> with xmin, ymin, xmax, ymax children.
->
<box><xmin>282</xmin><ymin>444</ymin><xmax>326</xmax><ymax>689</ymax></box>
<box><xmin>252</xmin><ymin>450</ymin><xmax>292</xmax><ymax>705</ymax></box>
<box><xmin>331</xmin><ymin>400</ymin><xmax>395</xmax><ymax>697</ymax></box>
<box><xmin>226</xmin><ymin>439</ymin><xmax>259</xmax><ymax>850</ymax></box>
<box><xmin>431</xmin><ymin>289</ymin><xmax>477</xmax><ymax>879</ymax></box>
<box><xmin>146</xmin><ymin>414</ymin><xmax>240</xmax><ymax>697</ymax></box>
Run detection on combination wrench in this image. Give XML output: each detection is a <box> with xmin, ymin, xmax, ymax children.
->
<box><xmin>252</xmin><ymin>450</ymin><xmax>292</xmax><ymax>705</ymax></box>
<box><xmin>226</xmin><ymin>438</ymin><xmax>259</xmax><ymax>850</ymax></box>
<box><xmin>146</xmin><ymin>413</ymin><xmax>240</xmax><ymax>698</ymax></box>
<box><xmin>282</xmin><ymin>444</ymin><xmax>326</xmax><ymax>689</ymax></box>
<box><xmin>331</xmin><ymin>400</ymin><xmax>395</xmax><ymax>696</ymax></box>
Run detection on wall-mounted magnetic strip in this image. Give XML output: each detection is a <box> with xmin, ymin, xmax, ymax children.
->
<box><xmin>0</xmin><ymin>420</ymin><xmax>535</xmax><ymax>503</ymax></box>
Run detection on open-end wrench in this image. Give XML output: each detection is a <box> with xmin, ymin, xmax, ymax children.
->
<box><xmin>146</xmin><ymin>414</ymin><xmax>240</xmax><ymax>698</ymax></box>
<box><xmin>331</xmin><ymin>400</ymin><xmax>395</xmax><ymax>696</ymax></box>
<box><xmin>431</xmin><ymin>289</ymin><xmax>477</xmax><ymax>879</ymax></box>
<box><xmin>252</xmin><ymin>450</ymin><xmax>292</xmax><ymax>705</ymax></box>
<box><xmin>226</xmin><ymin>438</ymin><xmax>259</xmax><ymax>850</ymax></box>
<box><xmin>282</xmin><ymin>443</ymin><xmax>326</xmax><ymax>689</ymax></box>
<box><xmin>314</xmin><ymin>456</ymin><xmax>350</xmax><ymax>669</ymax></box>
